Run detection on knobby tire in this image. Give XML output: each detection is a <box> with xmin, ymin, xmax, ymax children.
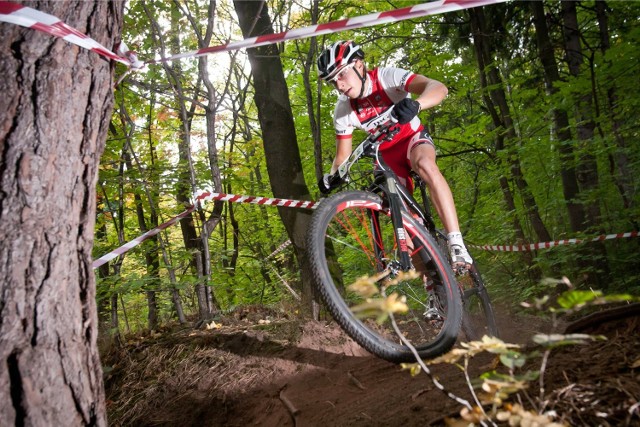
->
<box><xmin>307</xmin><ymin>191</ymin><xmax>462</xmax><ymax>363</ymax></box>
<box><xmin>460</xmin><ymin>264</ymin><xmax>499</xmax><ymax>341</ymax></box>
<box><xmin>433</xmin><ymin>232</ymin><xmax>499</xmax><ymax>341</ymax></box>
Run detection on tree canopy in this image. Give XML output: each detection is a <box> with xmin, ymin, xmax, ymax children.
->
<box><xmin>96</xmin><ymin>0</ymin><xmax>640</xmax><ymax>333</ymax></box>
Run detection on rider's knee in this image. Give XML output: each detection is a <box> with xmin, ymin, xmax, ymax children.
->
<box><xmin>413</xmin><ymin>157</ymin><xmax>443</xmax><ymax>184</ymax></box>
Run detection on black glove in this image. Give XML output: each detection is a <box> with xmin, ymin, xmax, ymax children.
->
<box><xmin>391</xmin><ymin>98</ymin><xmax>421</xmax><ymax>124</ymax></box>
<box><xmin>318</xmin><ymin>173</ymin><xmax>343</xmax><ymax>194</ymax></box>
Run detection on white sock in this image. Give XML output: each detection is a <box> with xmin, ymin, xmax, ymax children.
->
<box><xmin>447</xmin><ymin>231</ymin><xmax>464</xmax><ymax>247</ymax></box>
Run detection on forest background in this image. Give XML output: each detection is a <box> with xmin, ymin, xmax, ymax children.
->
<box><xmin>96</xmin><ymin>0</ymin><xmax>640</xmax><ymax>335</ymax></box>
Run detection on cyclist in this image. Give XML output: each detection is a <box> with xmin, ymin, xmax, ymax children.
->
<box><xmin>316</xmin><ymin>40</ymin><xmax>473</xmax><ymax>268</ymax></box>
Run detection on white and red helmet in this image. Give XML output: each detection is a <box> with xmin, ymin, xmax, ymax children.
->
<box><xmin>317</xmin><ymin>40</ymin><xmax>365</xmax><ymax>81</ymax></box>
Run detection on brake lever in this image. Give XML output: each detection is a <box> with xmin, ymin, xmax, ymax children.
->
<box><xmin>373</xmin><ymin>123</ymin><xmax>401</xmax><ymax>143</ymax></box>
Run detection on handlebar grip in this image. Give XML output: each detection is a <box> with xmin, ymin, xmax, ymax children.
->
<box><xmin>328</xmin><ymin>173</ymin><xmax>344</xmax><ymax>189</ymax></box>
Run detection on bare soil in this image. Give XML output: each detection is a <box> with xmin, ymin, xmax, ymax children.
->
<box><xmin>103</xmin><ymin>304</ymin><xmax>640</xmax><ymax>426</ymax></box>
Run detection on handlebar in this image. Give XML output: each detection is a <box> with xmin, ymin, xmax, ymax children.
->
<box><xmin>333</xmin><ymin>117</ymin><xmax>400</xmax><ymax>183</ymax></box>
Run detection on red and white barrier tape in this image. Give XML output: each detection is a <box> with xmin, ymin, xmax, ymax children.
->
<box><xmin>94</xmin><ymin>186</ymin><xmax>639</xmax><ymax>269</ymax></box>
<box><xmin>265</xmin><ymin>240</ymin><xmax>293</xmax><ymax>261</ymax></box>
<box><xmin>149</xmin><ymin>0</ymin><xmax>508</xmax><ymax>64</ymax></box>
<box><xmin>469</xmin><ymin>231</ymin><xmax>639</xmax><ymax>252</ymax></box>
<box><xmin>92</xmin><ymin>190</ymin><xmax>317</xmax><ymax>269</ymax></box>
<box><xmin>194</xmin><ymin>189</ymin><xmax>318</xmax><ymax>210</ymax></box>
<box><xmin>0</xmin><ymin>1</ymin><xmax>144</xmax><ymax>68</ymax></box>
<box><xmin>93</xmin><ymin>206</ymin><xmax>197</xmax><ymax>269</ymax></box>
<box><xmin>2</xmin><ymin>0</ymin><xmax>507</xmax><ymax>68</ymax></box>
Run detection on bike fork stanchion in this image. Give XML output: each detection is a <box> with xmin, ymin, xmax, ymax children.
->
<box><xmin>384</xmin><ymin>173</ymin><xmax>413</xmax><ymax>271</ymax></box>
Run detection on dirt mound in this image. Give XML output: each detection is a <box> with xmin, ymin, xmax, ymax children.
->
<box><xmin>103</xmin><ymin>305</ymin><xmax>640</xmax><ymax>426</ymax></box>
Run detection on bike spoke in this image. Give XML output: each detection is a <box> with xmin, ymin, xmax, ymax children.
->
<box><xmin>308</xmin><ymin>191</ymin><xmax>462</xmax><ymax>362</ymax></box>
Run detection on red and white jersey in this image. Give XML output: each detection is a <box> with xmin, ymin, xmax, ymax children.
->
<box><xmin>334</xmin><ymin>67</ymin><xmax>422</xmax><ymax>147</ymax></box>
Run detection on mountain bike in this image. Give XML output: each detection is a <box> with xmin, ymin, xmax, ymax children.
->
<box><xmin>307</xmin><ymin>117</ymin><xmax>498</xmax><ymax>363</ymax></box>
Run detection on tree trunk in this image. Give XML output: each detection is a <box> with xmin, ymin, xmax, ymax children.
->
<box><xmin>191</xmin><ymin>0</ymin><xmax>222</xmax><ymax>315</ymax></box>
<box><xmin>595</xmin><ymin>0</ymin><xmax>635</xmax><ymax>217</ymax></box>
<box><xmin>130</xmin><ymin>172</ymin><xmax>160</xmax><ymax>331</ymax></box>
<box><xmin>469</xmin><ymin>7</ymin><xmax>544</xmax><ymax>282</ymax></box>
<box><xmin>561</xmin><ymin>1</ymin><xmax>610</xmax><ymax>286</ymax></box>
<box><xmin>0</xmin><ymin>2</ymin><xmax>123</xmax><ymax>425</ymax></box>
<box><xmin>562</xmin><ymin>1</ymin><xmax>602</xmax><ymax>230</ymax></box>
<box><xmin>143</xmin><ymin>1</ymin><xmax>212</xmax><ymax>321</ymax></box>
<box><xmin>95</xmin><ymin>220</ymin><xmax>112</xmax><ymax>332</ymax></box>
<box><xmin>531</xmin><ymin>0</ymin><xmax>587</xmax><ymax>233</ymax></box>
<box><xmin>233</xmin><ymin>0</ymin><xmax>317</xmax><ymax>314</ymax></box>
<box><xmin>470</xmin><ymin>8</ymin><xmax>551</xmax><ymax>243</ymax></box>
<box><xmin>299</xmin><ymin>0</ymin><xmax>322</xmax><ymax>180</ymax></box>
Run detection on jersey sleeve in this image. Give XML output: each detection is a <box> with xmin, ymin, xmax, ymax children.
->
<box><xmin>377</xmin><ymin>67</ymin><xmax>417</xmax><ymax>102</ymax></box>
<box><xmin>333</xmin><ymin>98</ymin><xmax>355</xmax><ymax>140</ymax></box>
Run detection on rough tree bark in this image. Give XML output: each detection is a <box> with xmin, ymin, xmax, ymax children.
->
<box><xmin>0</xmin><ymin>1</ymin><xmax>123</xmax><ymax>425</ymax></box>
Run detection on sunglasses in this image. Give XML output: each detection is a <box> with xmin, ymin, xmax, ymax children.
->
<box><xmin>327</xmin><ymin>62</ymin><xmax>357</xmax><ymax>85</ymax></box>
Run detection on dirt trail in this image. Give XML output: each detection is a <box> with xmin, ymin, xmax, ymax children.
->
<box><xmin>103</xmin><ymin>305</ymin><xmax>640</xmax><ymax>426</ymax></box>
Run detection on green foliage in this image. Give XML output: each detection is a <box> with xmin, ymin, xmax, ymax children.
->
<box><xmin>96</xmin><ymin>0</ymin><xmax>640</xmax><ymax>332</ymax></box>
<box><xmin>408</xmin><ymin>288</ymin><xmax>634</xmax><ymax>426</ymax></box>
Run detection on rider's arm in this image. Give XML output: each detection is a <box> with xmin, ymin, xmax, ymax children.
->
<box><xmin>406</xmin><ymin>74</ymin><xmax>448</xmax><ymax>111</ymax></box>
<box><xmin>330</xmin><ymin>136</ymin><xmax>353</xmax><ymax>175</ymax></box>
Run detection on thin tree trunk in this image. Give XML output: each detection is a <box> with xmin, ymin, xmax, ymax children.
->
<box><xmin>190</xmin><ymin>0</ymin><xmax>223</xmax><ymax>315</ymax></box>
<box><xmin>95</xmin><ymin>219</ymin><xmax>112</xmax><ymax>332</ymax></box>
<box><xmin>143</xmin><ymin>2</ymin><xmax>211</xmax><ymax>320</ymax></box>
<box><xmin>120</xmin><ymin>294</ymin><xmax>131</xmax><ymax>334</ymax></box>
<box><xmin>470</xmin><ymin>8</ymin><xmax>551</xmax><ymax>243</ymax></box>
<box><xmin>111</xmin><ymin>292</ymin><xmax>120</xmax><ymax>332</ymax></box>
<box><xmin>299</xmin><ymin>0</ymin><xmax>322</xmax><ymax>180</ymax></box>
<box><xmin>561</xmin><ymin>1</ymin><xmax>610</xmax><ymax>286</ymax></box>
<box><xmin>595</xmin><ymin>0</ymin><xmax>635</xmax><ymax>217</ymax></box>
<box><xmin>531</xmin><ymin>1</ymin><xmax>586</xmax><ymax>233</ymax></box>
<box><xmin>234</xmin><ymin>0</ymin><xmax>317</xmax><ymax>314</ymax></box>
<box><xmin>0</xmin><ymin>2</ymin><xmax>123</xmax><ymax>424</ymax></box>
<box><xmin>121</xmin><ymin>128</ymin><xmax>160</xmax><ymax>330</ymax></box>
<box><xmin>99</xmin><ymin>181</ymin><xmax>124</xmax><ymax>337</ymax></box>
<box><xmin>562</xmin><ymin>1</ymin><xmax>602</xmax><ymax>230</ymax></box>
<box><xmin>469</xmin><ymin>7</ymin><xmax>544</xmax><ymax>282</ymax></box>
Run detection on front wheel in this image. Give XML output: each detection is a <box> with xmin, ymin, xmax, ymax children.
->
<box><xmin>307</xmin><ymin>190</ymin><xmax>463</xmax><ymax>363</ymax></box>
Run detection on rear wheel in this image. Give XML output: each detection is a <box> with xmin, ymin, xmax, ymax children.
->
<box><xmin>432</xmin><ymin>232</ymin><xmax>499</xmax><ymax>341</ymax></box>
<box><xmin>460</xmin><ymin>265</ymin><xmax>499</xmax><ymax>341</ymax></box>
<box><xmin>307</xmin><ymin>191</ymin><xmax>462</xmax><ymax>363</ymax></box>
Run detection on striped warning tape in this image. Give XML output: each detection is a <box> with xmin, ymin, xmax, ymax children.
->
<box><xmin>92</xmin><ymin>190</ymin><xmax>318</xmax><ymax>269</ymax></box>
<box><xmin>194</xmin><ymin>189</ymin><xmax>318</xmax><ymax>210</ymax></box>
<box><xmin>93</xmin><ymin>187</ymin><xmax>639</xmax><ymax>269</ymax></box>
<box><xmin>148</xmin><ymin>0</ymin><xmax>509</xmax><ymax>64</ymax></box>
<box><xmin>265</xmin><ymin>240</ymin><xmax>293</xmax><ymax>261</ymax></box>
<box><xmin>1</xmin><ymin>0</ymin><xmax>508</xmax><ymax>68</ymax></box>
<box><xmin>93</xmin><ymin>206</ymin><xmax>197</xmax><ymax>269</ymax></box>
<box><xmin>0</xmin><ymin>1</ymin><xmax>144</xmax><ymax>68</ymax></box>
<box><xmin>469</xmin><ymin>231</ymin><xmax>639</xmax><ymax>252</ymax></box>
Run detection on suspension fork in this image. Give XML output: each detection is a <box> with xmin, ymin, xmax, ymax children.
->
<box><xmin>375</xmin><ymin>172</ymin><xmax>412</xmax><ymax>271</ymax></box>
<box><xmin>368</xmin><ymin>210</ymin><xmax>387</xmax><ymax>272</ymax></box>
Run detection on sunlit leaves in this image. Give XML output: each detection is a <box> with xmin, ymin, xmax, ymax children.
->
<box><xmin>532</xmin><ymin>333</ymin><xmax>607</xmax><ymax>348</ymax></box>
<box><xmin>494</xmin><ymin>403</ymin><xmax>565</xmax><ymax>427</ymax></box>
<box><xmin>98</xmin><ymin>0</ymin><xmax>640</xmax><ymax>333</ymax></box>
<box><xmin>350</xmin><ymin>293</ymin><xmax>408</xmax><ymax>324</ymax></box>
<box><xmin>428</xmin><ymin>335</ymin><xmax>520</xmax><ymax>365</ymax></box>
<box><xmin>347</xmin><ymin>275</ymin><xmax>380</xmax><ymax>298</ymax></box>
<box><xmin>346</xmin><ymin>271</ymin><xmax>421</xmax><ymax>323</ymax></box>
